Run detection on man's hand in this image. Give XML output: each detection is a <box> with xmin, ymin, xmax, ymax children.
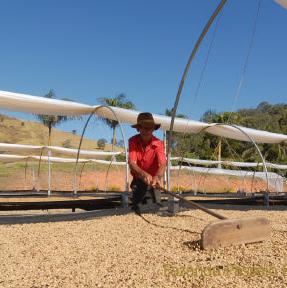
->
<box><xmin>151</xmin><ymin>175</ymin><xmax>162</xmax><ymax>188</ymax></box>
<box><xmin>142</xmin><ymin>172</ymin><xmax>153</xmax><ymax>186</ymax></box>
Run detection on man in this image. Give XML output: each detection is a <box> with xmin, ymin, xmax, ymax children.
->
<box><xmin>128</xmin><ymin>112</ymin><xmax>166</xmax><ymax>213</ymax></box>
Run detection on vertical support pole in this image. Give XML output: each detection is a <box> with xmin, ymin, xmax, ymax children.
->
<box><xmin>73</xmin><ymin>171</ymin><xmax>78</xmax><ymax>196</ymax></box>
<box><xmin>218</xmin><ymin>137</ymin><xmax>222</xmax><ymax>169</ymax></box>
<box><xmin>48</xmin><ymin>149</ymin><xmax>51</xmax><ymax>196</ymax></box>
<box><xmin>166</xmin><ymin>131</ymin><xmax>179</xmax><ymax>215</ymax></box>
<box><xmin>122</xmin><ymin>162</ymin><xmax>129</xmax><ymax>208</ymax></box>
<box><xmin>121</xmin><ymin>192</ymin><xmax>129</xmax><ymax>208</ymax></box>
<box><xmin>32</xmin><ymin>164</ymin><xmax>36</xmax><ymax>191</ymax></box>
<box><xmin>166</xmin><ymin>0</ymin><xmax>227</xmax><ymax>213</ymax></box>
<box><xmin>264</xmin><ymin>191</ymin><xmax>269</xmax><ymax>208</ymax></box>
<box><xmin>24</xmin><ymin>159</ymin><xmax>28</xmax><ymax>191</ymax></box>
<box><xmin>95</xmin><ymin>166</ymin><xmax>99</xmax><ymax>191</ymax></box>
<box><xmin>163</xmin><ymin>131</ymin><xmax>167</xmax><ymax>189</ymax></box>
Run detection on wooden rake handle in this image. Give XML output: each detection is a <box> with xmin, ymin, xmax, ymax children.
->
<box><xmin>158</xmin><ymin>186</ymin><xmax>227</xmax><ymax>220</ymax></box>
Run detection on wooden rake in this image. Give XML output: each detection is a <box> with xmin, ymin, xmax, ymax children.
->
<box><xmin>158</xmin><ymin>187</ymin><xmax>271</xmax><ymax>250</ymax></box>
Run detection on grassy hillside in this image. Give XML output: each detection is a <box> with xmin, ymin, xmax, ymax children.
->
<box><xmin>0</xmin><ymin>114</ymin><xmax>122</xmax><ymax>152</ymax></box>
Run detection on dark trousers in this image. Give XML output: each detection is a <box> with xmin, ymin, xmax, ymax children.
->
<box><xmin>130</xmin><ymin>178</ymin><xmax>161</xmax><ymax>207</ymax></box>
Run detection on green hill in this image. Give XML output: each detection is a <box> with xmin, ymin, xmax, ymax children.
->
<box><xmin>173</xmin><ymin>102</ymin><xmax>287</xmax><ymax>165</ymax></box>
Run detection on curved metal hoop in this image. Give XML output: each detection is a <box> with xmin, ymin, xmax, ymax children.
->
<box><xmin>172</xmin><ymin>120</ymin><xmax>271</xmax><ymax>197</ymax></box>
<box><xmin>167</xmin><ymin>0</ymin><xmax>228</xmax><ymax>190</ymax></box>
<box><xmin>212</xmin><ymin>123</ymin><xmax>269</xmax><ymax>191</ymax></box>
<box><xmin>72</xmin><ymin>105</ymin><xmax>129</xmax><ymax>195</ymax></box>
<box><xmin>176</xmin><ymin>123</ymin><xmax>270</xmax><ymax>191</ymax></box>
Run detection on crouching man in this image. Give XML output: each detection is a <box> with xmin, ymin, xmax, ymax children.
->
<box><xmin>128</xmin><ymin>112</ymin><xmax>166</xmax><ymax>214</ymax></box>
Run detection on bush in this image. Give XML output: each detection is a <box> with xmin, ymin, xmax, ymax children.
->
<box><xmin>171</xmin><ymin>185</ymin><xmax>188</xmax><ymax>192</ymax></box>
<box><xmin>116</xmin><ymin>154</ymin><xmax>126</xmax><ymax>162</ymax></box>
<box><xmin>62</xmin><ymin>139</ymin><xmax>72</xmax><ymax>148</ymax></box>
<box><xmin>108</xmin><ymin>185</ymin><xmax>121</xmax><ymax>192</ymax></box>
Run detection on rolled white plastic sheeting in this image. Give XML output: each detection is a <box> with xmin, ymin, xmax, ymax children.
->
<box><xmin>171</xmin><ymin>166</ymin><xmax>285</xmax><ymax>192</ymax></box>
<box><xmin>0</xmin><ymin>90</ymin><xmax>92</xmax><ymax>115</ymax></box>
<box><xmin>0</xmin><ymin>143</ymin><xmax>122</xmax><ymax>158</ymax></box>
<box><xmin>0</xmin><ymin>90</ymin><xmax>286</xmax><ymax>144</ymax></box>
<box><xmin>171</xmin><ymin>157</ymin><xmax>287</xmax><ymax>170</ymax></box>
<box><xmin>0</xmin><ymin>154</ymin><xmax>126</xmax><ymax>165</ymax></box>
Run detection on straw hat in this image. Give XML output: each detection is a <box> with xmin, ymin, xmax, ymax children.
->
<box><xmin>131</xmin><ymin>112</ymin><xmax>161</xmax><ymax>130</ymax></box>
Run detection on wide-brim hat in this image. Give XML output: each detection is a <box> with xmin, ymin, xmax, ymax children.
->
<box><xmin>131</xmin><ymin>112</ymin><xmax>161</xmax><ymax>130</ymax></box>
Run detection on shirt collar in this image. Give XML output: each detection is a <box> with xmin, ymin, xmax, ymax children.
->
<box><xmin>136</xmin><ymin>134</ymin><xmax>160</xmax><ymax>148</ymax></box>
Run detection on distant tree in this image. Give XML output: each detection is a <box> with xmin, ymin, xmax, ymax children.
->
<box><xmin>201</xmin><ymin>111</ymin><xmax>241</xmax><ymax>124</ymax></box>
<box><xmin>97</xmin><ymin>138</ymin><xmax>107</xmax><ymax>150</ymax></box>
<box><xmin>72</xmin><ymin>129</ymin><xmax>77</xmax><ymax>135</ymax></box>
<box><xmin>201</xmin><ymin>109</ymin><xmax>217</xmax><ymax>123</ymax></box>
<box><xmin>34</xmin><ymin>90</ymin><xmax>81</xmax><ymax>145</ymax></box>
<box><xmin>164</xmin><ymin>108</ymin><xmax>187</xmax><ymax>119</ymax></box>
<box><xmin>257</xmin><ymin>101</ymin><xmax>271</xmax><ymax>112</ymax></box>
<box><xmin>97</xmin><ymin>94</ymin><xmax>135</xmax><ymax>150</ymax></box>
<box><xmin>181</xmin><ymin>104</ymin><xmax>287</xmax><ymax>164</ymax></box>
<box><xmin>164</xmin><ymin>108</ymin><xmax>187</xmax><ymax>153</ymax></box>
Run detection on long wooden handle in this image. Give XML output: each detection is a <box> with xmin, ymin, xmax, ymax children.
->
<box><xmin>159</xmin><ymin>187</ymin><xmax>227</xmax><ymax>220</ymax></box>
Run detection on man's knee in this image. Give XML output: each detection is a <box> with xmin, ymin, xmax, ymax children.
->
<box><xmin>131</xmin><ymin>179</ymin><xmax>147</xmax><ymax>205</ymax></box>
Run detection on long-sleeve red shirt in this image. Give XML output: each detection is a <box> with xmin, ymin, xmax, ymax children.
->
<box><xmin>128</xmin><ymin>134</ymin><xmax>166</xmax><ymax>177</ymax></box>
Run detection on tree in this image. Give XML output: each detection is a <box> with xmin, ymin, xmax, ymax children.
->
<box><xmin>97</xmin><ymin>94</ymin><xmax>136</xmax><ymax>150</ymax></box>
<box><xmin>201</xmin><ymin>111</ymin><xmax>242</xmax><ymax>164</ymax></box>
<box><xmin>164</xmin><ymin>108</ymin><xmax>187</xmax><ymax>155</ymax></box>
<box><xmin>97</xmin><ymin>138</ymin><xmax>107</xmax><ymax>150</ymax></box>
<box><xmin>164</xmin><ymin>108</ymin><xmax>187</xmax><ymax>119</ymax></box>
<box><xmin>35</xmin><ymin>90</ymin><xmax>81</xmax><ymax>145</ymax></box>
<box><xmin>166</xmin><ymin>103</ymin><xmax>287</xmax><ymax>166</ymax></box>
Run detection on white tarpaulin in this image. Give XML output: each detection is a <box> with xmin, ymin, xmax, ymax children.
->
<box><xmin>0</xmin><ymin>143</ymin><xmax>122</xmax><ymax>158</ymax></box>
<box><xmin>0</xmin><ymin>90</ymin><xmax>286</xmax><ymax>144</ymax></box>
<box><xmin>171</xmin><ymin>166</ymin><xmax>285</xmax><ymax>192</ymax></box>
<box><xmin>0</xmin><ymin>154</ymin><xmax>126</xmax><ymax>165</ymax></box>
<box><xmin>171</xmin><ymin>157</ymin><xmax>287</xmax><ymax>170</ymax></box>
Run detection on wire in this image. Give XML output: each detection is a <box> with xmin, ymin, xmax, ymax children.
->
<box><xmin>191</xmin><ymin>12</ymin><xmax>223</xmax><ymax>115</ymax></box>
<box><xmin>227</xmin><ymin>0</ymin><xmax>262</xmax><ymax>123</ymax></box>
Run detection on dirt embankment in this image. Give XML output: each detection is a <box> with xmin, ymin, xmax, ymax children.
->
<box><xmin>1</xmin><ymin>169</ymin><xmax>285</xmax><ymax>193</ymax></box>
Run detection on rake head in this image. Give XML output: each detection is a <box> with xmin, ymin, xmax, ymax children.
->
<box><xmin>201</xmin><ymin>217</ymin><xmax>271</xmax><ymax>250</ymax></box>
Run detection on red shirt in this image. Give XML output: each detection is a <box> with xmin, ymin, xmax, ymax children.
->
<box><xmin>128</xmin><ymin>134</ymin><xmax>166</xmax><ymax>177</ymax></box>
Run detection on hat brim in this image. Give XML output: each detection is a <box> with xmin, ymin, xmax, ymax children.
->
<box><xmin>131</xmin><ymin>123</ymin><xmax>161</xmax><ymax>131</ymax></box>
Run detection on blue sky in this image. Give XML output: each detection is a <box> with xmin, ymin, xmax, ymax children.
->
<box><xmin>0</xmin><ymin>0</ymin><xmax>286</xmax><ymax>143</ymax></box>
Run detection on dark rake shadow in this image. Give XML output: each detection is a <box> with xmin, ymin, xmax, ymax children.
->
<box><xmin>139</xmin><ymin>214</ymin><xmax>200</xmax><ymax>235</ymax></box>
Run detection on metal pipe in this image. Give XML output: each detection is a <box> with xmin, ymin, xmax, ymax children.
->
<box><xmin>73</xmin><ymin>106</ymin><xmax>129</xmax><ymax>203</ymax></box>
<box><xmin>48</xmin><ymin>149</ymin><xmax>51</xmax><ymax>196</ymax></box>
<box><xmin>167</xmin><ymin>0</ymin><xmax>228</xmax><ymax>211</ymax></box>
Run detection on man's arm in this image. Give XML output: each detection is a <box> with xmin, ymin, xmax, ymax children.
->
<box><xmin>151</xmin><ymin>163</ymin><xmax>166</xmax><ymax>187</ymax></box>
<box><xmin>128</xmin><ymin>137</ymin><xmax>153</xmax><ymax>185</ymax></box>
<box><xmin>128</xmin><ymin>160</ymin><xmax>153</xmax><ymax>185</ymax></box>
<box><xmin>151</xmin><ymin>141</ymin><xmax>167</xmax><ymax>187</ymax></box>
